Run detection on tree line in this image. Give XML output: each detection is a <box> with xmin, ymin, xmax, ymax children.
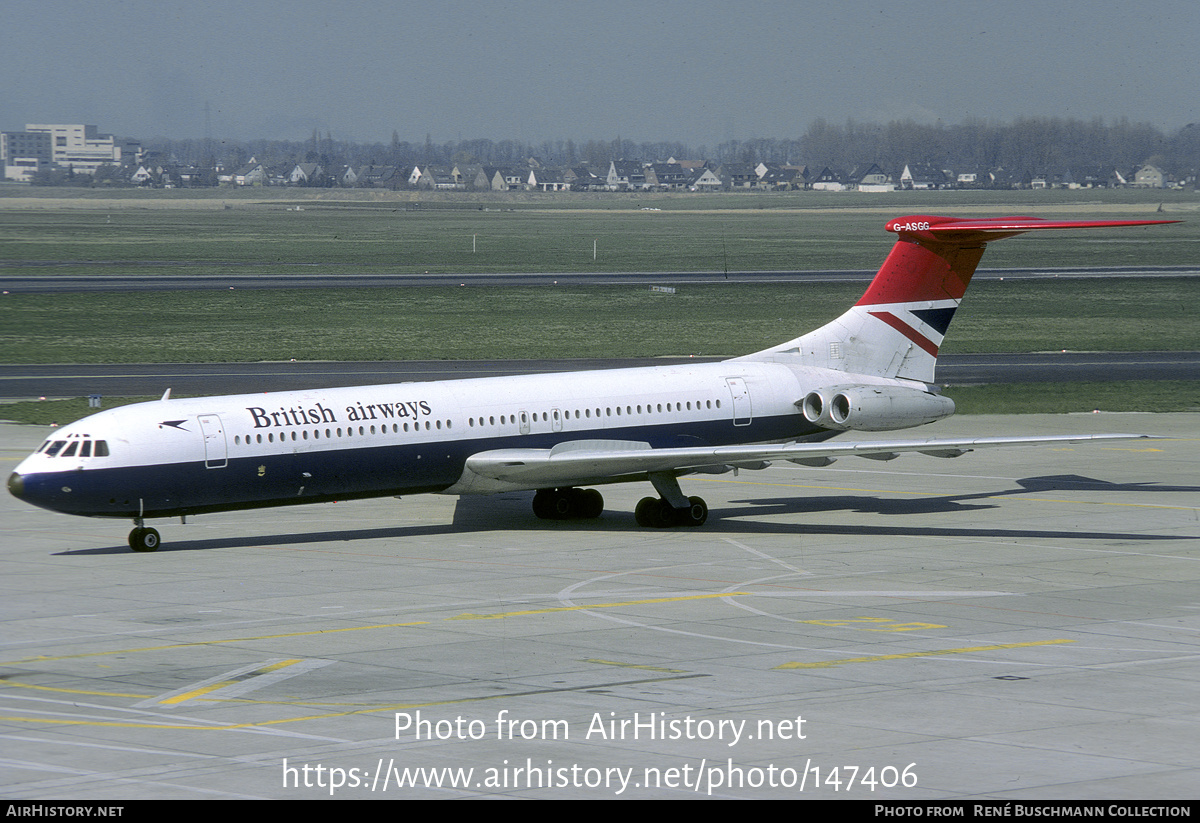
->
<box><xmin>128</xmin><ymin>116</ymin><xmax>1200</xmax><ymax>181</ymax></box>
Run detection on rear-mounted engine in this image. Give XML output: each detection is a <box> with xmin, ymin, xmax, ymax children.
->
<box><xmin>800</xmin><ymin>385</ymin><xmax>955</xmax><ymax>432</ymax></box>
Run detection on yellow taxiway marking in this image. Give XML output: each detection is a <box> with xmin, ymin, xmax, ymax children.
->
<box><xmin>0</xmin><ymin>673</ymin><xmax>702</xmax><ymax>732</ymax></box>
<box><xmin>2</xmin><ymin>680</ymin><xmax>151</xmax><ymax>700</ymax></box>
<box><xmin>448</xmin><ymin>591</ymin><xmax>748</xmax><ymax>620</ymax></box>
<box><xmin>774</xmin><ymin>638</ymin><xmax>1074</xmax><ymax>670</ymax></box>
<box><xmin>0</xmin><ymin>620</ymin><xmax>428</xmax><ymax>667</ymax></box>
<box><xmin>158</xmin><ymin>659</ymin><xmax>302</xmax><ymax>706</ymax></box>
<box><xmin>4</xmin><ymin>594</ymin><xmax>746</xmax><ymax>666</ymax></box>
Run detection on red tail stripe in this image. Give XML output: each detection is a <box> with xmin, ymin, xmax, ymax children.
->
<box><xmin>868</xmin><ymin>311</ymin><xmax>940</xmax><ymax>357</ymax></box>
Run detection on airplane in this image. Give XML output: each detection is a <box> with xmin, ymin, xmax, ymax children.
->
<box><xmin>7</xmin><ymin>214</ymin><xmax>1177</xmax><ymax>552</ymax></box>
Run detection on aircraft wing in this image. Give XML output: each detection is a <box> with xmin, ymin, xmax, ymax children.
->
<box><xmin>453</xmin><ymin>433</ymin><xmax>1156</xmax><ymax>492</ymax></box>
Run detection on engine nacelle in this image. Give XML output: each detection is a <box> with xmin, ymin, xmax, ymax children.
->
<box><xmin>801</xmin><ymin>385</ymin><xmax>955</xmax><ymax>432</ymax></box>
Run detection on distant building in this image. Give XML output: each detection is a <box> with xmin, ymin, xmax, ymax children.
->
<box><xmin>1132</xmin><ymin>164</ymin><xmax>1165</xmax><ymax>188</ymax></box>
<box><xmin>1</xmin><ymin>130</ymin><xmax>53</xmax><ymax>181</ymax></box>
<box><xmin>22</xmin><ymin>124</ymin><xmax>124</xmax><ymax>174</ymax></box>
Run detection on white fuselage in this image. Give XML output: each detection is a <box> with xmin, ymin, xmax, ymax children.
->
<box><xmin>11</xmin><ymin>359</ymin><xmax>901</xmax><ymax>520</ymax></box>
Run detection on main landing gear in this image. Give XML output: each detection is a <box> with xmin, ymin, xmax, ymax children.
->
<box><xmin>635</xmin><ymin>470</ymin><xmax>709</xmax><ymax>528</ymax></box>
<box><xmin>634</xmin><ymin>495</ymin><xmax>708</xmax><ymax>528</ymax></box>
<box><xmin>128</xmin><ymin>519</ymin><xmax>161</xmax><ymax>552</ymax></box>
<box><xmin>533</xmin><ymin>473</ymin><xmax>711</xmax><ymax>529</ymax></box>
<box><xmin>532</xmin><ymin>487</ymin><xmax>605</xmax><ymax>520</ymax></box>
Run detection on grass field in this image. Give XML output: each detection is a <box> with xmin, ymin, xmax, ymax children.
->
<box><xmin>2</xmin><ymin>187</ymin><xmax>1196</xmax><ymax>275</ymax></box>
<box><xmin>4</xmin><ymin>278</ymin><xmax>1199</xmax><ymax>363</ymax></box>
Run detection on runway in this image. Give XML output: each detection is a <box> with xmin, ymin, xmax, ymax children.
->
<box><xmin>2</xmin><ymin>265</ymin><xmax>1197</xmax><ymax>293</ymax></box>
<box><xmin>3</xmin><ymin>351</ymin><xmax>1199</xmax><ymax>399</ymax></box>
<box><xmin>2</xmin><ymin>413</ymin><xmax>1197</xmax><ymax>799</ymax></box>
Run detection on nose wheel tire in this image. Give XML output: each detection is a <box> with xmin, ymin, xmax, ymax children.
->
<box><xmin>129</xmin><ymin>526</ymin><xmax>161</xmax><ymax>552</ymax></box>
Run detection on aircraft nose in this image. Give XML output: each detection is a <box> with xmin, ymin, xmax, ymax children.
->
<box><xmin>7</xmin><ymin>471</ymin><xmax>24</xmax><ymax>498</ymax></box>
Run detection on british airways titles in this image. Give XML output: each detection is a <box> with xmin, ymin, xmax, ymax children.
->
<box><xmin>246</xmin><ymin>398</ymin><xmax>434</xmax><ymax>430</ymax></box>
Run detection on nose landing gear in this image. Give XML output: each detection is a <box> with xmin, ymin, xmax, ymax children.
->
<box><xmin>129</xmin><ymin>518</ymin><xmax>160</xmax><ymax>552</ymax></box>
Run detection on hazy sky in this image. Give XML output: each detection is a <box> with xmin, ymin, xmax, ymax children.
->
<box><xmin>3</xmin><ymin>0</ymin><xmax>1196</xmax><ymax>145</ymax></box>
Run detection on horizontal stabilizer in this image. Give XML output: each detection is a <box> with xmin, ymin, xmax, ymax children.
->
<box><xmin>885</xmin><ymin>215</ymin><xmax>1180</xmax><ymax>245</ymax></box>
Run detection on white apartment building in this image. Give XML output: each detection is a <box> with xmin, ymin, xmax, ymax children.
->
<box><xmin>22</xmin><ymin>123</ymin><xmax>122</xmax><ymax>174</ymax></box>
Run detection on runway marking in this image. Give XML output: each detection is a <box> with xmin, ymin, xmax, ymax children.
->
<box><xmin>722</xmin><ymin>537</ymin><xmax>806</xmax><ymax>573</ymax></box>
<box><xmin>0</xmin><ymin>673</ymin><xmax>708</xmax><ymax>731</ymax></box>
<box><xmin>738</xmin><ymin>590</ymin><xmax>1014</xmax><ymax>597</ymax></box>
<box><xmin>774</xmin><ymin>639</ymin><xmax>1074</xmax><ymax>670</ymax></box>
<box><xmin>2</xmin><ymin>681</ymin><xmax>150</xmax><ymax>700</ymax></box>
<box><xmin>137</xmin><ymin>658</ymin><xmax>332</xmax><ymax>707</ymax></box>
<box><xmin>0</xmin><ymin>620</ymin><xmax>428</xmax><ymax>666</ymax></box>
<box><xmin>794</xmin><ymin>617</ymin><xmax>947</xmax><ymax>632</ymax></box>
<box><xmin>6</xmin><ymin>588</ymin><xmax>965</xmax><ymax>668</ymax></box>
<box><xmin>583</xmin><ymin>659</ymin><xmax>688</xmax><ymax>673</ymax></box>
<box><xmin>447</xmin><ymin>591</ymin><xmax>746</xmax><ymax>620</ymax></box>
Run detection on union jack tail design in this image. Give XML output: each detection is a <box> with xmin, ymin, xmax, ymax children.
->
<box><xmin>752</xmin><ymin>215</ymin><xmax>1177</xmax><ymax>383</ymax></box>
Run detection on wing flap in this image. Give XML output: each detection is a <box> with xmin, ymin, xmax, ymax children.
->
<box><xmin>454</xmin><ymin>433</ymin><xmax>1155</xmax><ymax>492</ymax></box>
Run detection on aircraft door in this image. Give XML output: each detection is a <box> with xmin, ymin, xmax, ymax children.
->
<box><xmin>551</xmin><ymin>409</ymin><xmax>563</xmax><ymax>432</ymax></box>
<box><xmin>197</xmin><ymin>414</ymin><xmax>228</xmax><ymax>468</ymax></box>
<box><xmin>518</xmin><ymin>410</ymin><xmax>530</xmax><ymax>435</ymax></box>
<box><xmin>726</xmin><ymin>378</ymin><xmax>753</xmax><ymax>426</ymax></box>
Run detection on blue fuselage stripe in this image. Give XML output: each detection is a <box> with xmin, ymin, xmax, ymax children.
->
<box><xmin>21</xmin><ymin>414</ymin><xmax>822</xmax><ymax>519</ymax></box>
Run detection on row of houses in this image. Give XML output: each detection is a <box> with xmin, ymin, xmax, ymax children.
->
<box><xmin>7</xmin><ymin>126</ymin><xmax>1177</xmax><ymax>192</ymax></box>
<box><xmin>129</xmin><ymin>156</ymin><xmax>1179</xmax><ymax>192</ymax></box>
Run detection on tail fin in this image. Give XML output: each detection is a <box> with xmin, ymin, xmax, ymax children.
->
<box><xmin>749</xmin><ymin>215</ymin><xmax>1177</xmax><ymax>383</ymax></box>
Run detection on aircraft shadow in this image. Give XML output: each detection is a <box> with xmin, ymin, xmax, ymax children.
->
<box><xmin>56</xmin><ymin>474</ymin><xmax>1191</xmax><ymax>554</ymax></box>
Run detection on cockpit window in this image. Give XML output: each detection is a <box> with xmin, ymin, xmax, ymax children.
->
<box><xmin>37</xmin><ymin>439</ymin><xmax>108</xmax><ymax>458</ymax></box>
